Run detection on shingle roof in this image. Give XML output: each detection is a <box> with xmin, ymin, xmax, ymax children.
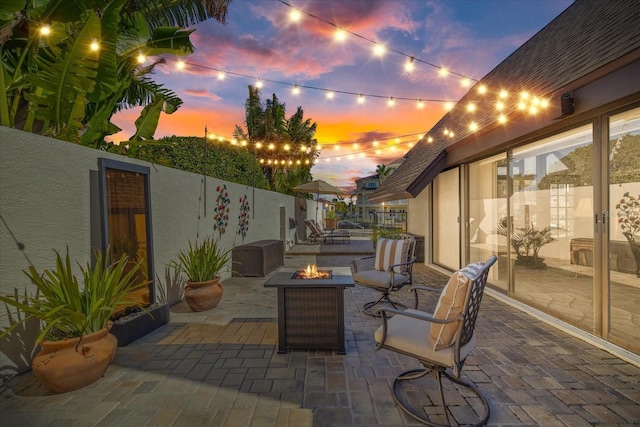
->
<box><xmin>370</xmin><ymin>0</ymin><xmax>640</xmax><ymax>202</ymax></box>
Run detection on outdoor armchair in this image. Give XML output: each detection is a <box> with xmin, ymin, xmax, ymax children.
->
<box><xmin>351</xmin><ymin>236</ymin><xmax>416</xmax><ymax>316</ymax></box>
<box><xmin>374</xmin><ymin>255</ymin><xmax>497</xmax><ymax>426</ymax></box>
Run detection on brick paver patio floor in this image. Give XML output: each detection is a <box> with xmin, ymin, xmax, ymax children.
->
<box><xmin>1</xmin><ymin>239</ymin><xmax>639</xmax><ymax>426</ymax></box>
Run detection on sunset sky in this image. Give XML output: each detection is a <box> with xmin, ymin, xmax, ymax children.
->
<box><xmin>110</xmin><ymin>0</ymin><xmax>572</xmax><ymax>192</ymax></box>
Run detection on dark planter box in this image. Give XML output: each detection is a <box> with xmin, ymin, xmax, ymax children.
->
<box><xmin>110</xmin><ymin>303</ymin><xmax>170</xmax><ymax>346</ymax></box>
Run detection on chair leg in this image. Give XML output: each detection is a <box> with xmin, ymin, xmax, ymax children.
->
<box><xmin>361</xmin><ymin>292</ymin><xmax>407</xmax><ymax>317</ymax></box>
<box><xmin>392</xmin><ymin>367</ymin><xmax>490</xmax><ymax>426</ymax></box>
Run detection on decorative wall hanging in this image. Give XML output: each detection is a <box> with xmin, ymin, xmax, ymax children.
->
<box><xmin>238</xmin><ymin>194</ymin><xmax>251</xmax><ymax>242</ymax></box>
<box><xmin>214</xmin><ymin>185</ymin><xmax>231</xmax><ymax>238</ymax></box>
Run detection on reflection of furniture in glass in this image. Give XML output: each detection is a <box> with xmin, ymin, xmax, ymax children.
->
<box><xmin>570</xmin><ymin>238</ymin><xmax>638</xmax><ymax>275</ymax></box>
<box><xmin>264</xmin><ymin>267</ymin><xmax>354</xmax><ymax>354</ymax></box>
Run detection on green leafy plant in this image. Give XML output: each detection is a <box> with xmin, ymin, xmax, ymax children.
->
<box><xmin>1</xmin><ymin>0</ymin><xmax>230</xmax><ymax>145</ymax></box>
<box><xmin>371</xmin><ymin>226</ymin><xmax>404</xmax><ymax>247</ymax></box>
<box><xmin>616</xmin><ymin>192</ymin><xmax>640</xmax><ymax>236</ymax></box>
<box><xmin>0</xmin><ymin>248</ymin><xmax>148</xmax><ymax>343</ymax></box>
<box><xmin>171</xmin><ymin>236</ymin><xmax>231</xmax><ymax>283</ymax></box>
<box><xmin>494</xmin><ymin>223</ymin><xmax>555</xmax><ymax>268</ymax></box>
<box><xmin>326</xmin><ymin>210</ymin><xmax>337</xmax><ymax>219</ymax></box>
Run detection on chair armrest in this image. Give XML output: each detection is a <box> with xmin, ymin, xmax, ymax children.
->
<box><xmin>387</xmin><ymin>256</ymin><xmax>417</xmax><ymax>272</ymax></box>
<box><xmin>351</xmin><ymin>255</ymin><xmax>375</xmax><ymax>273</ymax></box>
<box><xmin>410</xmin><ymin>285</ymin><xmax>442</xmax><ymax>294</ymax></box>
<box><xmin>375</xmin><ymin>307</ymin><xmax>462</xmax><ymax>350</ymax></box>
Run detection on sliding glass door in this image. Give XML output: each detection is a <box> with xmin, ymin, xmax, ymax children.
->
<box><xmin>607</xmin><ymin>107</ymin><xmax>640</xmax><ymax>352</ymax></box>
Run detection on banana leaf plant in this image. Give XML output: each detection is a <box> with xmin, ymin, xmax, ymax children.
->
<box><xmin>0</xmin><ymin>0</ymin><xmax>231</xmax><ymax>146</ymax></box>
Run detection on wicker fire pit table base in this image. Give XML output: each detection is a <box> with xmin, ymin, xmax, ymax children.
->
<box><xmin>264</xmin><ymin>267</ymin><xmax>354</xmax><ymax>354</ymax></box>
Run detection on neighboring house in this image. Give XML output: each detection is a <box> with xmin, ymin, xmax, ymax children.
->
<box><xmin>371</xmin><ymin>0</ymin><xmax>640</xmax><ymax>357</ymax></box>
<box><xmin>354</xmin><ymin>158</ymin><xmax>407</xmax><ymax>227</ymax></box>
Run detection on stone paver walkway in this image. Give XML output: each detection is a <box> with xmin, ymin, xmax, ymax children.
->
<box><xmin>1</xmin><ymin>238</ymin><xmax>639</xmax><ymax>426</ymax></box>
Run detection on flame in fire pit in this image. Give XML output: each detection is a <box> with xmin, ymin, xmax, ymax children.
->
<box><xmin>293</xmin><ymin>264</ymin><xmax>332</xmax><ymax>279</ymax></box>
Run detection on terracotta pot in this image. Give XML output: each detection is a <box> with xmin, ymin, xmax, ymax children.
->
<box><xmin>32</xmin><ymin>327</ymin><xmax>117</xmax><ymax>393</ymax></box>
<box><xmin>184</xmin><ymin>278</ymin><xmax>224</xmax><ymax>311</ymax></box>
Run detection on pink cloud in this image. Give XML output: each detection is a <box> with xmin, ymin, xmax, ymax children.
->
<box><xmin>183</xmin><ymin>88</ymin><xmax>223</xmax><ymax>101</ymax></box>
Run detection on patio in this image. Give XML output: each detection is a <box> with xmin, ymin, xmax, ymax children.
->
<box><xmin>1</xmin><ymin>237</ymin><xmax>639</xmax><ymax>426</ymax></box>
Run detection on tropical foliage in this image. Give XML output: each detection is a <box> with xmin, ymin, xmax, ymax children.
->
<box><xmin>0</xmin><ymin>248</ymin><xmax>148</xmax><ymax>342</ymax></box>
<box><xmin>494</xmin><ymin>224</ymin><xmax>555</xmax><ymax>268</ymax></box>
<box><xmin>0</xmin><ymin>0</ymin><xmax>231</xmax><ymax>146</ymax></box>
<box><xmin>234</xmin><ymin>86</ymin><xmax>320</xmax><ymax>193</ymax></box>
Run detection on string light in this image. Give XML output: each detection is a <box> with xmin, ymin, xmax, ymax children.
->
<box><xmin>28</xmin><ymin>16</ymin><xmax>553</xmax><ymax>158</ymax></box>
<box><xmin>334</xmin><ymin>28</ymin><xmax>346</xmax><ymax>42</ymax></box>
<box><xmin>404</xmin><ymin>56</ymin><xmax>415</xmax><ymax>72</ymax></box>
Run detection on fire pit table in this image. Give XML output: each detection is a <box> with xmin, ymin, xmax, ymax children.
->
<box><xmin>264</xmin><ymin>266</ymin><xmax>354</xmax><ymax>354</ymax></box>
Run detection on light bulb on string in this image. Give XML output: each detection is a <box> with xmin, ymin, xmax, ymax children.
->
<box><xmin>444</xmin><ymin>102</ymin><xmax>454</xmax><ymax>111</ymax></box>
<box><xmin>90</xmin><ymin>39</ymin><xmax>100</xmax><ymax>51</ymax></box>
<box><xmin>417</xmin><ymin>99</ymin><xmax>424</xmax><ymax>109</ymax></box>
<box><xmin>217</xmin><ymin>71</ymin><xmax>225</xmax><ymax>80</ymax></box>
<box><xmin>477</xmin><ymin>84</ymin><xmax>488</xmax><ymax>95</ymax></box>
<box><xmin>373</xmin><ymin>44</ymin><xmax>385</xmax><ymax>56</ymax></box>
<box><xmin>387</xmin><ymin>97</ymin><xmax>395</xmax><ymax>107</ymax></box>
<box><xmin>292</xmin><ymin>85</ymin><xmax>300</xmax><ymax>95</ymax></box>
<box><xmin>335</xmin><ymin>28</ymin><xmax>346</xmax><ymax>42</ymax></box>
<box><xmin>358</xmin><ymin>94</ymin><xmax>365</xmax><ymax>104</ymax></box>
<box><xmin>268</xmin><ymin>143</ymin><xmax>275</xmax><ymax>150</ymax></box>
<box><xmin>136</xmin><ymin>53</ymin><xmax>146</xmax><ymax>64</ymax></box>
<box><xmin>289</xmin><ymin>9</ymin><xmax>301</xmax><ymax>22</ymax></box>
<box><xmin>438</xmin><ymin>67</ymin><xmax>449</xmax><ymax>77</ymax></box>
<box><xmin>469</xmin><ymin>121</ymin><xmax>479</xmax><ymax>132</ymax></box>
<box><xmin>176</xmin><ymin>60</ymin><xmax>185</xmax><ymax>70</ymax></box>
<box><xmin>404</xmin><ymin>56</ymin><xmax>415</xmax><ymax>72</ymax></box>
<box><xmin>498</xmin><ymin>114</ymin><xmax>507</xmax><ymax>124</ymax></box>
<box><xmin>256</xmin><ymin>79</ymin><xmax>263</xmax><ymax>88</ymax></box>
<box><xmin>39</xmin><ymin>25</ymin><xmax>51</xmax><ymax>36</ymax></box>
<box><xmin>326</xmin><ymin>91</ymin><xmax>334</xmax><ymax>99</ymax></box>
<box><xmin>461</xmin><ymin>77</ymin><xmax>471</xmax><ymax>88</ymax></box>
<box><xmin>466</xmin><ymin>103</ymin><xmax>477</xmax><ymax>113</ymax></box>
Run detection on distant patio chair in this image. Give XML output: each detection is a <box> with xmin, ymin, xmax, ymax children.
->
<box><xmin>305</xmin><ymin>219</ymin><xmax>350</xmax><ymax>244</ymax></box>
<box><xmin>311</xmin><ymin>219</ymin><xmax>350</xmax><ymax>243</ymax></box>
<box><xmin>351</xmin><ymin>236</ymin><xmax>416</xmax><ymax>316</ymax></box>
<box><xmin>374</xmin><ymin>255</ymin><xmax>497</xmax><ymax>426</ymax></box>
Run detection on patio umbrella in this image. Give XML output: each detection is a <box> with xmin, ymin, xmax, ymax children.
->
<box><xmin>293</xmin><ymin>179</ymin><xmax>347</xmax><ymax>221</ymax></box>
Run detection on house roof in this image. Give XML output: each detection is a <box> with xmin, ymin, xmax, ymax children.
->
<box><xmin>370</xmin><ymin>0</ymin><xmax>640</xmax><ymax>203</ymax></box>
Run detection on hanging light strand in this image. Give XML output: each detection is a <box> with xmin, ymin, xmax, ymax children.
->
<box><xmin>277</xmin><ymin>0</ymin><xmax>476</xmax><ymax>82</ymax></box>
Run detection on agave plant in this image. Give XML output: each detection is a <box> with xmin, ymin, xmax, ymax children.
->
<box><xmin>0</xmin><ymin>0</ymin><xmax>231</xmax><ymax>145</ymax></box>
<box><xmin>0</xmin><ymin>248</ymin><xmax>149</xmax><ymax>343</ymax></box>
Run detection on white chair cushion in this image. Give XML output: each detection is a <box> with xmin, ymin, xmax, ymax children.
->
<box><xmin>429</xmin><ymin>261</ymin><xmax>485</xmax><ymax>350</ymax></box>
<box><xmin>375</xmin><ymin>309</ymin><xmax>476</xmax><ymax>367</ymax></box>
<box><xmin>352</xmin><ymin>270</ymin><xmax>408</xmax><ymax>290</ymax></box>
<box><xmin>374</xmin><ymin>238</ymin><xmax>410</xmax><ymax>274</ymax></box>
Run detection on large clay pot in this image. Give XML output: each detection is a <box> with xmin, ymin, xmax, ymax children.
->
<box><xmin>184</xmin><ymin>278</ymin><xmax>224</xmax><ymax>311</ymax></box>
<box><xmin>32</xmin><ymin>327</ymin><xmax>117</xmax><ymax>393</ymax></box>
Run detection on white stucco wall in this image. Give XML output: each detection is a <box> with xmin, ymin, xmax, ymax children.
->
<box><xmin>0</xmin><ymin>127</ymin><xmax>309</xmax><ymax>375</ymax></box>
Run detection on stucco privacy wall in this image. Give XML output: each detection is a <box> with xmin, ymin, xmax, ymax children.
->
<box><xmin>0</xmin><ymin>126</ymin><xmax>314</xmax><ymax>376</ymax></box>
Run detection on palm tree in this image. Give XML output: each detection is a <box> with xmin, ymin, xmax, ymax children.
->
<box><xmin>376</xmin><ymin>164</ymin><xmax>391</xmax><ymax>187</ymax></box>
<box><xmin>1</xmin><ymin>0</ymin><xmax>232</xmax><ymax>145</ymax></box>
<box><xmin>234</xmin><ymin>86</ymin><xmax>319</xmax><ymax>193</ymax></box>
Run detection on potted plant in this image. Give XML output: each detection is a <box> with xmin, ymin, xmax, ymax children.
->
<box><xmin>495</xmin><ymin>223</ymin><xmax>556</xmax><ymax>269</ymax></box>
<box><xmin>325</xmin><ymin>209</ymin><xmax>338</xmax><ymax>230</ymax></box>
<box><xmin>616</xmin><ymin>192</ymin><xmax>640</xmax><ymax>277</ymax></box>
<box><xmin>0</xmin><ymin>248</ymin><xmax>147</xmax><ymax>393</ymax></box>
<box><xmin>171</xmin><ymin>236</ymin><xmax>231</xmax><ymax>312</ymax></box>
